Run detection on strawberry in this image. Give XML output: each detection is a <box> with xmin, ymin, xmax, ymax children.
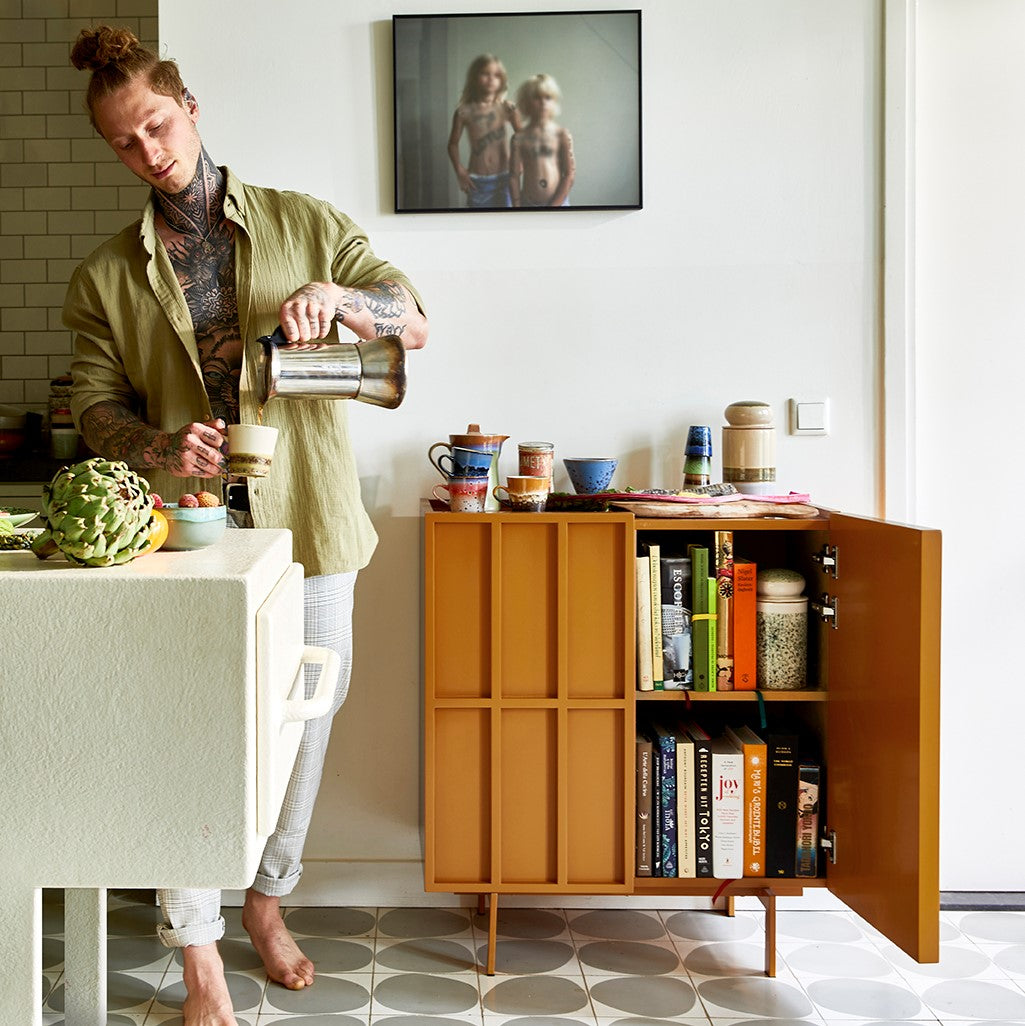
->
<box><xmin>150</xmin><ymin>493</ymin><xmax>164</xmax><ymax>508</ymax></box>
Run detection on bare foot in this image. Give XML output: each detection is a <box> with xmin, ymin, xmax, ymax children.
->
<box><xmin>181</xmin><ymin>942</ymin><xmax>236</xmax><ymax>1026</ymax></box>
<box><xmin>242</xmin><ymin>889</ymin><xmax>314</xmax><ymax>989</ymax></box>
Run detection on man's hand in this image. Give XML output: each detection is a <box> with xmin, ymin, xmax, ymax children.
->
<box><xmin>157</xmin><ymin>419</ymin><xmax>227</xmax><ymax>478</ymax></box>
<box><xmin>279</xmin><ymin>283</ymin><xmax>341</xmax><ymax>342</ymax></box>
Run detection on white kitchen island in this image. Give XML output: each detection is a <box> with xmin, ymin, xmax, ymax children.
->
<box><xmin>0</xmin><ymin>529</ymin><xmax>337</xmax><ymax>1026</ymax></box>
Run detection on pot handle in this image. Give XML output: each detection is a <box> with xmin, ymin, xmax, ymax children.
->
<box><xmin>283</xmin><ymin>645</ymin><xmax>340</xmax><ymax>722</ymax></box>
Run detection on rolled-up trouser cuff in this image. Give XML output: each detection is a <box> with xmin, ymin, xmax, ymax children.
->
<box><xmin>156</xmin><ymin>915</ymin><xmax>226</xmax><ymax>949</ymax></box>
<box><xmin>250</xmin><ymin>864</ymin><xmax>303</xmax><ymax>898</ymax></box>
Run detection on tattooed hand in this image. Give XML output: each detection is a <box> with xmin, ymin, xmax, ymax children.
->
<box><xmin>158</xmin><ymin>419</ymin><xmax>227</xmax><ymax>478</ymax></box>
<box><xmin>279</xmin><ymin>280</ymin><xmax>428</xmax><ymax>349</ymax></box>
<box><xmin>279</xmin><ymin>282</ymin><xmax>339</xmax><ymax>342</ymax></box>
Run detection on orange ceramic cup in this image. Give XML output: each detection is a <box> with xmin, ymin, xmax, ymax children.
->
<box><xmin>493</xmin><ymin>475</ymin><xmax>550</xmax><ymax>512</ymax></box>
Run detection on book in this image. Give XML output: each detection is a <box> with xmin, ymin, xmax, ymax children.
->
<box><xmin>635</xmin><ymin>556</ymin><xmax>654</xmax><ymax>692</ymax></box>
<box><xmin>795</xmin><ymin>762</ymin><xmax>821</xmax><ymax>877</ymax></box>
<box><xmin>732</xmin><ymin>558</ymin><xmax>757</xmax><ymax>690</ymax></box>
<box><xmin>635</xmin><ymin>732</ymin><xmax>654</xmax><ymax>876</ymax></box>
<box><xmin>715</xmin><ymin>530</ymin><xmax>735</xmax><ymax>690</ymax></box>
<box><xmin>687</xmin><ymin>545</ymin><xmax>711</xmax><ymax>691</ymax></box>
<box><xmin>725</xmin><ymin>724</ymin><xmax>767</xmax><ymax>876</ymax></box>
<box><xmin>710</xmin><ymin>734</ymin><xmax>744</xmax><ymax>879</ymax></box>
<box><xmin>648</xmin><ymin>721</ymin><xmax>678</xmax><ymax>877</ymax></box>
<box><xmin>660</xmin><ymin>555</ymin><xmax>693</xmax><ymax>689</ymax></box>
<box><xmin>674</xmin><ymin>725</ymin><xmax>696</xmax><ymax>877</ymax></box>
<box><xmin>684</xmin><ymin>719</ymin><xmax>714</xmax><ymax>877</ymax></box>
<box><xmin>643</xmin><ymin>542</ymin><xmax>664</xmax><ymax>688</ymax></box>
<box><xmin>644</xmin><ymin>720</ymin><xmax>663</xmax><ymax>877</ymax></box>
<box><xmin>706</xmin><ymin>575</ymin><xmax>718</xmax><ymax>692</ymax></box>
<box><xmin>765</xmin><ymin>733</ymin><xmax>800</xmax><ymax>877</ymax></box>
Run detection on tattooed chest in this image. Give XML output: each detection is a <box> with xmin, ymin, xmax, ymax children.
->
<box><xmin>164</xmin><ymin>227</ymin><xmax>243</xmax><ymax>424</ymax></box>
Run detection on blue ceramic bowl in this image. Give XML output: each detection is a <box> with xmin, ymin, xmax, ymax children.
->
<box><xmin>160</xmin><ymin>503</ymin><xmax>227</xmax><ymax>551</ymax></box>
<box><xmin>563</xmin><ymin>457</ymin><xmax>618</xmax><ymax>494</ymax></box>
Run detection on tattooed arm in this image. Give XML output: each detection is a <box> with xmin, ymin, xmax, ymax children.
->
<box><xmin>279</xmin><ymin>281</ymin><xmax>428</xmax><ymax>350</ymax></box>
<box><xmin>79</xmin><ymin>400</ymin><xmax>226</xmax><ymax>479</ymax></box>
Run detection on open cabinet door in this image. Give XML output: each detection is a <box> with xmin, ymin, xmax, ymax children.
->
<box><xmin>825</xmin><ymin>512</ymin><xmax>941</xmax><ymax>962</ymax></box>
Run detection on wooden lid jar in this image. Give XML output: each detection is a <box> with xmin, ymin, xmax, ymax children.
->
<box><xmin>722</xmin><ymin>400</ymin><xmax>776</xmax><ymax>493</ymax></box>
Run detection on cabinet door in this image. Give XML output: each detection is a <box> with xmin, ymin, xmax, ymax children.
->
<box><xmin>825</xmin><ymin>512</ymin><xmax>941</xmax><ymax>962</ymax></box>
<box><xmin>424</xmin><ymin>513</ymin><xmax>635</xmax><ymax>894</ymax></box>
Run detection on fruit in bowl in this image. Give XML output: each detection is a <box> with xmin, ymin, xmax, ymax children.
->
<box><xmin>160</xmin><ymin>500</ymin><xmax>227</xmax><ymax>551</ymax></box>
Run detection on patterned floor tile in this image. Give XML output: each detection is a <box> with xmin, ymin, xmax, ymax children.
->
<box><xmin>259</xmin><ymin>973</ymin><xmax>373</xmax><ymax>1017</ymax></box>
<box><xmin>378</xmin><ymin>907</ymin><xmax>475</xmax><ymax>940</ymax></box>
<box><xmin>661</xmin><ymin>911</ymin><xmax>763</xmax><ymax>947</ymax></box>
<box><xmin>149</xmin><ymin>969</ymin><xmax>265</xmax><ymax>1018</ymax></box>
<box><xmin>909</xmin><ymin>975</ymin><xmax>1025</xmax><ymax>1020</ymax></box>
<box><xmin>569</xmin><ymin>910</ymin><xmax>669</xmax><ymax>942</ymax></box>
<box><xmin>480</xmin><ymin>974</ymin><xmax>592</xmax><ymax>1017</ymax></box>
<box><xmin>374</xmin><ymin>970</ymin><xmax>482</xmax><ymax>1016</ymax></box>
<box><xmin>588</xmin><ymin>974</ymin><xmax>702</xmax><ymax>1020</ymax></box>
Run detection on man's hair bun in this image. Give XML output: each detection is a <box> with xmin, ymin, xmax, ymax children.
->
<box><xmin>70</xmin><ymin>26</ymin><xmax>140</xmax><ymax>72</ymax></box>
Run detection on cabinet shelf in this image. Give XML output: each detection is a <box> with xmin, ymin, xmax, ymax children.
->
<box><xmin>636</xmin><ymin>689</ymin><xmax>827</xmax><ymax>702</ymax></box>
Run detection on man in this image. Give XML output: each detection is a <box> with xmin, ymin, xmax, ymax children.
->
<box><xmin>66</xmin><ymin>26</ymin><xmax>427</xmax><ymax>1025</ymax></box>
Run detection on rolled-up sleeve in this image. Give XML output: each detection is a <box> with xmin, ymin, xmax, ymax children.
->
<box><xmin>64</xmin><ymin>263</ymin><xmax>138</xmax><ymax>428</ymax></box>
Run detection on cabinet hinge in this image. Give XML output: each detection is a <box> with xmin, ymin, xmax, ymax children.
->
<box><xmin>813</xmin><ymin>543</ymin><xmax>838</xmax><ymax>579</ymax></box>
<box><xmin>810</xmin><ymin>592</ymin><xmax>839</xmax><ymax>629</ymax></box>
<box><xmin>820</xmin><ymin>827</ymin><xmax>837</xmax><ymax>865</ymax></box>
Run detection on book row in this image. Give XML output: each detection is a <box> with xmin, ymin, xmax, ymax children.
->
<box><xmin>636</xmin><ymin>717</ymin><xmax>821</xmax><ymax>880</ymax></box>
<box><xmin>637</xmin><ymin>530</ymin><xmax>756</xmax><ymax>692</ymax></box>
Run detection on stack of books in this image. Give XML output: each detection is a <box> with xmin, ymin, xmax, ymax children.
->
<box><xmin>635</xmin><ymin>718</ymin><xmax>821</xmax><ymax>880</ymax></box>
<box><xmin>635</xmin><ymin>532</ymin><xmax>757</xmax><ymax>693</ymax></box>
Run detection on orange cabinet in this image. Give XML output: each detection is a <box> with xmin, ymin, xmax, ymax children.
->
<box><xmin>423</xmin><ymin>507</ymin><xmax>941</xmax><ymax>974</ymax></box>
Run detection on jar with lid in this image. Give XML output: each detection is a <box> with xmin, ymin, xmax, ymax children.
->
<box><xmin>756</xmin><ymin>568</ymin><xmax>808</xmax><ymax>690</ymax></box>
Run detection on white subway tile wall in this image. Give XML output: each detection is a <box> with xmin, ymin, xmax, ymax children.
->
<box><xmin>0</xmin><ymin>0</ymin><xmax>157</xmax><ymax>410</ymax></box>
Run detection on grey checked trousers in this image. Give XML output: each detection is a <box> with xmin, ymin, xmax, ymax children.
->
<box><xmin>156</xmin><ymin>571</ymin><xmax>356</xmax><ymax>948</ymax></box>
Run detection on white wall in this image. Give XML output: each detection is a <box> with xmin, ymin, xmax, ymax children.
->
<box><xmin>161</xmin><ymin>0</ymin><xmax>884</xmax><ymax>903</ymax></box>
<box><xmin>915</xmin><ymin>1</ymin><xmax>1025</xmax><ymax>890</ymax></box>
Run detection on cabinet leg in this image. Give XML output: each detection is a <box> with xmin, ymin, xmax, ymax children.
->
<box><xmin>725</xmin><ymin>895</ymin><xmax>735</xmax><ymax>917</ymax></box>
<box><xmin>486</xmin><ymin>893</ymin><xmax>498</xmax><ymax>976</ymax></box>
<box><xmin>758</xmin><ymin>890</ymin><xmax>777</xmax><ymax>977</ymax></box>
<box><xmin>477</xmin><ymin>893</ymin><xmax>486</xmax><ymax>916</ymax></box>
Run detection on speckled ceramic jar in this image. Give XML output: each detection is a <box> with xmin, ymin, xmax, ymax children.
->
<box><xmin>756</xmin><ymin>569</ymin><xmax>807</xmax><ymax>690</ymax></box>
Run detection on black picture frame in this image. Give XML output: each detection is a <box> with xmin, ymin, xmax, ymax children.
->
<box><xmin>392</xmin><ymin>10</ymin><xmax>642</xmax><ymax>213</ymax></box>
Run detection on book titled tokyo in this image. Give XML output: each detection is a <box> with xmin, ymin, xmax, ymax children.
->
<box><xmin>795</xmin><ymin>762</ymin><xmax>821</xmax><ymax>878</ymax></box>
<box><xmin>684</xmin><ymin>719</ymin><xmax>714</xmax><ymax>877</ymax></box>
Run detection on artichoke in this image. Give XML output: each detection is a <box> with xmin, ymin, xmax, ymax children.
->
<box><xmin>32</xmin><ymin>457</ymin><xmax>156</xmax><ymax>567</ymax></box>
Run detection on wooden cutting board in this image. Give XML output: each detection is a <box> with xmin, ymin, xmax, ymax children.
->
<box><xmin>610</xmin><ymin>499</ymin><xmax>821</xmax><ymax>519</ymax></box>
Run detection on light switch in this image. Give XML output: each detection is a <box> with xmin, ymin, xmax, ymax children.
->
<box><xmin>788</xmin><ymin>398</ymin><xmax>829</xmax><ymax>436</ymax></box>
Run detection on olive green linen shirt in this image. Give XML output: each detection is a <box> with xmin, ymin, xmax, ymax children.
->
<box><xmin>64</xmin><ymin>168</ymin><xmax>422</xmax><ymax>577</ymax></box>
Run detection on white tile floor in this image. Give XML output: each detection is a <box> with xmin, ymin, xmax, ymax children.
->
<box><xmin>39</xmin><ymin>893</ymin><xmax>1025</xmax><ymax>1025</ymax></box>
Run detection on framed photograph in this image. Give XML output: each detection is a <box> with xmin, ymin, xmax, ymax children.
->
<box><xmin>393</xmin><ymin>10</ymin><xmax>642</xmax><ymax>213</ymax></box>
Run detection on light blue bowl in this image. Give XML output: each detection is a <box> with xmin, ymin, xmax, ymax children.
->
<box><xmin>160</xmin><ymin>503</ymin><xmax>227</xmax><ymax>551</ymax></box>
<box><xmin>563</xmin><ymin>457</ymin><xmax>618</xmax><ymax>494</ymax></box>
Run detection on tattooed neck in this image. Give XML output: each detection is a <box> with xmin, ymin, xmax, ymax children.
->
<box><xmin>154</xmin><ymin>148</ymin><xmax>226</xmax><ymax>238</ymax></box>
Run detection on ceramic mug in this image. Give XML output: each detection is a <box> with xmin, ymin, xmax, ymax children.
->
<box><xmin>227</xmin><ymin>424</ymin><xmax>279</xmax><ymax>478</ymax></box>
<box><xmin>563</xmin><ymin>457</ymin><xmax>618</xmax><ymax>494</ymax></box>
<box><xmin>433</xmin><ymin>445</ymin><xmax>493</xmax><ymax>479</ymax></box>
<box><xmin>432</xmin><ymin>476</ymin><xmax>489</xmax><ymax>513</ymax></box>
<box><xmin>493</xmin><ymin>475</ymin><xmax>550</xmax><ymax>512</ymax></box>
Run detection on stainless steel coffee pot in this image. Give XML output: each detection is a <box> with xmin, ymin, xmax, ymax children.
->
<box><xmin>255</xmin><ymin>327</ymin><xmax>407</xmax><ymax>409</ymax></box>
